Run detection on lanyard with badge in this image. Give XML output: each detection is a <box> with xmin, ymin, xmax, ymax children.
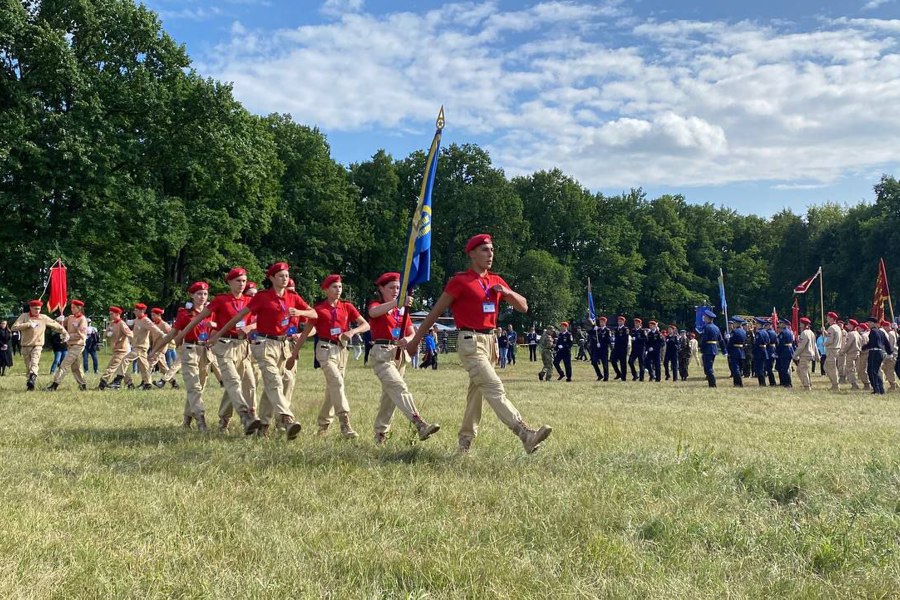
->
<box><xmin>478</xmin><ymin>278</ymin><xmax>495</xmax><ymax>314</ymax></box>
<box><xmin>391</xmin><ymin>306</ymin><xmax>403</xmax><ymax>340</ymax></box>
<box><xmin>233</xmin><ymin>296</ymin><xmax>247</xmax><ymax>330</ymax></box>
<box><xmin>277</xmin><ymin>296</ymin><xmax>295</xmax><ymax>335</ymax></box>
<box><xmin>196</xmin><ymin>311</ymin><xmax>209</xmax><ymax>341</ymax></box>
<box><xmin>329</xmin><ymin>305</ymin><xmax>342</xmax><ymax>338</ymax></box>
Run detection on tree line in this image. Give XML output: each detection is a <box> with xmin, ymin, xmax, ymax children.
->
<box><xmin>2</xmin><ymin>0</ymin><xmax>898</xmax><ymax>329</ymax></box>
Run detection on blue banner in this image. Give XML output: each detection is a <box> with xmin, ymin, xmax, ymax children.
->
<box><xmin>695</xmin><ymin>306</ymin><xmax>712</xmax><ymax>333</ymax></box>
<box><xmin>718</xmin><ymin>268</ymin><xmax>727</xmax><ymax>312</ymax></box>
<box><xmin>587</xmin><ymin>279</ymin><xmax>596</xmax><ymax>322</ymax></box>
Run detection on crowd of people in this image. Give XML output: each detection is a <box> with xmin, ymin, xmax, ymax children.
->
<box><xmin>5</xmin><ymin>234</ymin><xmax>552</xmax><ymax>455</ymax></box>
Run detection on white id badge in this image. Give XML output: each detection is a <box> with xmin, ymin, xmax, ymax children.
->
<box><xmin>236</xmin><ymin>320</ymin><xmax>246</xmax><ymax>328</ymax></box>
<box><xmin>280</xmin><ymin>318</ymin><xmax>289</xmax><ymax>326</ymax></box>
<box><xmin>482</xmin><ymin>303</ymin><xmax>496</xmax><ymax>313</ymax></box>
<box><xmin>330</xmin><ymin>327</ymin><xmax>342</xmax><ymax>336</ymax></box>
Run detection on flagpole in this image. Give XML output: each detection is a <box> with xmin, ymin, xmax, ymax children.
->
<box><xmin>720</xmin><ymin>268</ymin><xmax>729</xmax><ymax>327</ymax></box>
<box><xmin>884</xmin><ymin>259</ymin><xmax>895</xmax><ymax>322</ymax></box>
<box><xmin>819</xmin><ymin>266</ymin><xmax>825</xmax><ymax>332</ymax></box>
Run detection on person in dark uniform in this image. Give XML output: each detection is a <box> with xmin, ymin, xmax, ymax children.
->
<box><xmin>863</xmin><ymin>316</ymin><xmax>891</xmax><ymax>395</ymax></box>
<box><xmin>726</xmin><ymin>317</ymin><xmax>747</xmax><ymax>387</ymax></box>
<box><xmin>629</xmin><ymin>318</ymin><xmax>647</xmax><ymax>381</ymax></box>
<box><xmin>645</xmin><ymin>320</ymin><xmax>663</xmax><ymax>382</ymax></box>
<box><xmin>611</xmin><ymin>315</ymin><xmax>629</xmax><ymax>381</ymax></box>
<box><xmin>677</xmin><ymin>330</ymin><xmax>691</xmax><ymax>381</ymax></box>
<box><xmin>526</xmin><ymin>327</ymin><xmax>538</xmax><ymax>362</ymax></box>
<box><xmin>775</xmin><ymin>321</ymin><xmax>795</xmax><ymax>388</ymax></box>
<box><xmin>554</xmin><ymin>321</ymin><xmax>574</xmax><ymax>381</ymax></box>
<box><xmin>741</xmin><ymin>321</ymin><xmax>753</xmax><ymax>378</ymax></box>
<box><xmin>588</xmin><ymin>316</ymin><xmax>611</xmax><ymax>381</ymax></box>
<box><xmin>664</xmin><ymin>324</ymin><xmax>679</xmax><ymax>382</ymax></box>
<box><xmin>765</xmin><ymin>321</ymin><xmax>778</xmax><ymax>386</ymax></box>
<box><xmin>699</xmin><ymin>309</ymin><xmax>723</xmax><ymax>387</ymax></box>
<box><xmin>752</xmin><ymin>319</ymin><xmax>769</xmax><ymax>386</ymax></box>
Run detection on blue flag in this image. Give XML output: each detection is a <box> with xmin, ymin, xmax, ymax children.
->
<box><xmin>718</xmin><ymin>268</ymin><xmax>727</xmax><ymax>312</ymax></box>
<box><xmin>399</xmin><ymin>107</ymin><xmax>444</xmax><ymax>305</ymax></box>
<box><xmin>587</xmin><ymin>278</ymin><xmax>596</xmax><ymax>321</ymax></box>
<box><xmin>695</xmin><ymin>306</ymin><xmax>711</xmax><ymax>333</ymax></box>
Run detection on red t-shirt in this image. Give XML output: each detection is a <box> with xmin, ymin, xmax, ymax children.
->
<box><xmin>444</xmin><ymin>270</ymin><xmax>509</xmax><ymax>330</ymax></box>
<box><xmin>208</xmin><ymin>293</ymin><xmax>252</xmax><ymax>337</ymax></box>
<box><xmin>246</xmin><ymin>289</ymin><xmax>311</xmax><ymax>336</ymax></box>
<box><xmin>174</xmin><ymin>306</ymin><xmax>213</xmax><ymax>343</ymax></box>
<box><xmin>312</xmin><ymin>300</ymin><xmax>361</xmax><ymax>342</ymax></box>
<box><xmin>367</xmin><ymin>301</ymin><xmax>412</xmax><ymax>340</ymax></box>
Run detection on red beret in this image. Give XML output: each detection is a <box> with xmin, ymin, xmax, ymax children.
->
<box><xmin>71</xmin><ymin>299</ymin><xmax>84</xmax><ymax>307</ymax></box>
<box><xmin>882</xmin><ymin>320</ymin><xmax>892</xmax><ymax>327</ymax></box>
<box><xmin>800</xmin><ymin>317</ymin><xmax>811</xmax><ymax>325</ymax></box>
<box><xmin>28</xmin><ymin>299</ymin><xmax>42</xmax><ymax>307</ymax></box>
<box><xmin>858</xmin><ymin>323</ymin><xmax>869</xmax><ymax>331</ymax></box>
<box><xmin>375</xmin><ymin>272</ymin><xmax>401</xmax><ymax>286</ymax></box>
<box><xmin>226</xmin><ymin>267</ymin><xmax>247</xmax><ymax>282</ymax></box>
<box><xmin>321</xmin><ymin>274</ymin><xmax>342</xmax><ymax>290</ymax></box>
<box><xmin>151</xmin><ymin>307</ymin><xmax>164</xmax><ymax>315</ymax></box>
<box><xmin>597</xmin><ymin>316</ymin><xmax>607</xmax><ymax>322</ymax></box>
<box><xmin>187</xmin><ymin>281</ymin><xmax>209</xmax><ymax>294</ymax></box>
<box><xmin>246</xmin><ymin>281</ymin><xmax>257</xmax><ymax>290</ymax></box>
<box><xmin>465</xmin><ymin>234</ymin><xmax>492</xmax><ymax>253</ymax></box>
<box><xmin>109</xmin><ymin>306</ymin><xmax>123</xmax><ymax>315</ymax></box>
<box><xmin>848</xmin><ymin>319</ymin><xmax>859</xmax><ymax>326</ymax></box>
<box><xmin>560</xmin><ymin>321</ymin><xmax>569</xmax><ymax>327</ymax></box>
<box><xmin>287</xmin><ymin>279</ymin><xmax>296</xmax><ymax>289</ymax></box>
<box><xmin>134</xmin><ymin>303</ymin><xmax>147</xmax><ymax>310</ymax></box>
<box><xmin>827</xmin><ymin>311</ymin><xmax>839</xmax><ymax>319</ymax></box>
<box><xmin>266</xmin><ymin>262</ymin><xmax>289</xmax><ymax>278</ymax></box>
<box><xmin>633</xmin><ymin>318</ymin><xmax>643</xmax><ymax>325</ymax></box>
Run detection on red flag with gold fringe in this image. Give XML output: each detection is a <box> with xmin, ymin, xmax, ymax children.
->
<box><xmin>871</xmin><ymin>258</ymin><xmax>891</xmax><ymax>322</ymax></box>
<box><xmin>48</xmin><ymin>259</ymin><xmax>67</xmax><ymax>315</ymax></box>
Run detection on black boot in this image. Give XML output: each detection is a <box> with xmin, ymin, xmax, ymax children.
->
<box><xmin>111</xmin><ymin>375</ymin><xmax>124</xmax><ymax>389</ymax></box>
<box><xmin>45</xmin><ymin>382</ymin><xmax>59</xmax><ymax>391</ymax></box>
<box><xmin>26</xmin><ymin>374</ymin><xmax>36</xmax><ymax>391</ymax></box>
<box><xmin>98</xmin><ymin>379</ymin><xmax>108</xmax><ymax>390</ymax></box>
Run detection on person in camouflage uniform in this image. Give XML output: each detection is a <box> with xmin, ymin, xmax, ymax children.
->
<box><xmin>538</xmin><ymin>326</ymin><xmax>556</xmax><ymax>381</ymax></box>
<box><xmin>677</xmin><ymin>330</ymin><xmax>692</xmax><ymax>381</ymax></box>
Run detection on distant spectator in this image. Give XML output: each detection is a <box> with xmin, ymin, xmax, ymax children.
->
<box><xmin>506</xmin><ymin>324</ymin><xmax>517</xmax><ymax>365</ymax></box>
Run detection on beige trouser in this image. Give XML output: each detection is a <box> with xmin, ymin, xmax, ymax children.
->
<box><xmin>825</xmin><ymin>353</ymin><xmax>840</xmax><ymax>388</ymax></box>
<box><xmin>372</xmin><ymin>343</ymin><xmax>420</xmax><ymax>434</ymax></box>
<box><xmin>101</xmin><ymin>350</ymin><xmax>129</xmax><ymax>382</ymax></box>
<box><xmin>883</xmin><ymin>356</ymin><xmax>897</xmax><ymax>387</ymax></box>
<box><xmin>161</xmin><ymin>350</ymin><xmax>182</xmax><ymax>382</ymax></box>
<box><xmin>316</xmin><ymin>342</ymin><xmax>350</xmax><ymax>428</ymax></box>
<box><xmin>859</xmin><ymin>351</ymin><xmax>870</xmax><ymax>388</ymax></box>
<box><xmin>844</xmin><ymin>353</ymin><xmax>859</xmax><ymax>387</ymax></box>
<box><xmin>22</xmin><ymin>345</ymin><xmax>42</xmax><ymax>377</ymax></box>
<box><xmin>456</xmin><ymin>331</ymin><xmax>524</xmax><ymax>442</ymax></box>
<box><xmin>152</xmin><ymin>352</ymin><xmax>168</xmax><ymax>374</ymax></box>
<box><xmin>180</xmin><ymin>344</ymin><xmax>210</xmax><ymax>418</ymax></box>
<box><xmin>120</xmin><ymin>347</ymin><xmax>151</xmax><ymax>385</ymax></box>
<box><xmin>248</xmin><ymin>337</ymin><xmax>295</xmax><ymax>421</ymax></box>
<box><xmin>796</xmin><ymin>357</ymin><xmax>813</xmax><ymax>389</ymax></box>
<box><xmin>210</xmin><ymin>338</ymin><xmax>253</xmax><ymax>419</ymax></box>
<box><xmin>54</xmin><ymin>344</ymin><xmax>85</xmax><ymax>385</ymax></box>
<box><xmin>837</xmin><ymin>354</ymin><xmax>846</xmax><ymax>383</ymax></box>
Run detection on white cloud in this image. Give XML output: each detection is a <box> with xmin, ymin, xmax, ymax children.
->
<box><xmin>320</xmin><ymin>0</ymin><xmax>364</xmax><ymax>18</ymax></box>
<box><xmin>862</xmin><ymin>0</ymin><xmax>892</xmax><ymax>11</ymax></box>
<box><xmin>200</xmin><ymin>3</ymin><xmax>900</xmax><ymax>189</ymax></box>
<box><xmin>156</xmin><ymin>6</ymin><xmax>221</xmax><ymax>21</ymax></box>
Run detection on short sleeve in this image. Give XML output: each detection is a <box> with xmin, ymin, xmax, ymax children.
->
<box><xmin>346</xmin><ymin>302</ymin><xmax>361</xmax><ymax>321</ymax></box>
<box><xmin>444</xmin><ymin>274</ymin><xmax>464</xmax><ymax>298</ymax></box>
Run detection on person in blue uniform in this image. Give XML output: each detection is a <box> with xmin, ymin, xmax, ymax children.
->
<box><xmin>629</xmin><ymin>318</ymin><xmax>647</xmax><ymax>381</ymax></box>
<box><xmin>764</xmin><ymin>321</ymin><xmax>778</xmax><ymax>386</ymax></box>
<box><xmin>554</xmin><ymin>321</ymin><xmax>574</xmax><ymax>381</ymax></box>
<box><xmin>645</xmin><ymin>320</ymin><xmax>663</xmax><ymax>382</ymax></box>
<box><xmin>752</xmin><ymin>318</ymin><xmax>770</xmax><ymax>386</ymax></box>
<box><xmin>611</xmin><ymin>315</ymin><xmax>629</xmax><ymax>381</ymax></box>
<box><xmin>664</xmin><ymin>324</ymin><xmax>679</xmax><ymax>382</ymax></box>
<box><xmin>526</xmin><ymin>327</ymin><xmax>538</xmax><ymax>362</ymax></box>
<box><xmin>588</xmin><ymin>316</ymin><xmax>611</xmax><ymax>381</ymax></box>
<box><xmin>726</xmin><ymin>317</ymin><xmax>747</xmax><ymax>387</ymax></box>
<box><xmin>775</xmin><ymin>321</ymin><xmax>795</xmax><ymax>387</ymax></box>
<box><xmin>700</xmin><ymin>309</ymin><xmax>723</xmax><ymax>387</ymax></box>
<box><xmin>863</xmin><ymin>316</ymin><xmax>892</xmax><ymax>395</ymax></box>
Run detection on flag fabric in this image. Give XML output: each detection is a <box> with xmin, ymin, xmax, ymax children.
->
<box><xmin>771</xmin><ymin>306</ymin><xmax>779</xmax><ymax>328</ymax></box>
<box><xmin>48</xmin><ymin>259</ymin><xmax>67</xmax><ymax>314</ymax></box>
<box><xmin>587</xmin><ymin>278</ymin><xmax>596</xmax><ymax>322</ymax></box>
<box><xmin>718</xmin><ymin>268</ymin><xmax>727</xmax><ymax>312</ymax></box>
<box><xmin>871</xmin><ymin>257</ymin><xmax>891</xmax><ymax>321</ymax></box>
<box><xmin>398</xmin><ymin>107</ymin><xmax>444</xmax><ymax>307</ymax></box>
<box><xmin>793</xmin><ymin>268</ymin><xmax>821</xmax><ymax>294</ymax></box>
<box><xmin>791</xmin><ymin>297</ymin><xmax>799</xmax><ymax>335</ymax></box>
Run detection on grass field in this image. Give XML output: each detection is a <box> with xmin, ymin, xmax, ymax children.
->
<box><xmin>2</xmin><ymin>349</ymin><xmax>900</xmax><ymax>598</ymax></box>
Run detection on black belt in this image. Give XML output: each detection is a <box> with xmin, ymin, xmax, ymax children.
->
<box><xmin>255</xmin><ymin>334</ymin><xmax>286</xmax><ymax>341</ymax></box>
<box><xmin>374</xmin><ymin>339</ymin><xmax>397</xmax><ymax>345</ymax></box>
<box><xmin>320</xmin><ymin>338</ymin><xmax>343</xmax><ymax>346</ymax></box>
<box><xmin>459</xmin><ymin>328</ymin><xmax>495</xmax><ymax>334</ymax></box>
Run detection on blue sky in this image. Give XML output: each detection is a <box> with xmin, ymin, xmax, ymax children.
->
<box><xmin>141</xmin><ymin>0</ymin><xmax>900</xmax><ymax>215</ymax></box>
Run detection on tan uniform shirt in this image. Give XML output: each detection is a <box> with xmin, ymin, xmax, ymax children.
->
<box><xmin>795</xmin><ymin>329</ymin><xmax>819</xmax><ymax>359</ymax></box>
<box><xmin>887</xmin><ymin>330</ymin><xmax>898</xmax><ymax>359</ymax></box>
<box><xmin>11</xmin><ymin>313</ymin><xmax>66</xmax><ymax>346</ymax></box>
<box><xmin>841</xmin><ymin>330</ymin><xmax>861</xmax><ymax>357</ymax></box>
<box><xmin>131</xmin><ymin>316</ymin><xmax>166</xmax><ymax>351</ymax></box>
<box><xmin>825</xmin><ymin>323</ymin><xmax>842</xmax><ymax>353</ymax></box>
<box><xmin>149</xmin><ymin>318</ymin><xmax>171</xmax><ymax>347</ymax></box>
<box><xmin>107</xmin><ymin>319</ymin><xmax>132</xmax><ymax>352</ymax></box>
<box><xmin>65</xmin><ymin>314</ymin><xmax>88</xmax><ymax>346</ymax></box>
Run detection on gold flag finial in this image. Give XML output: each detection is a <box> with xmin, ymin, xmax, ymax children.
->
<box><xmin>436</xmin><ymin>105</ymin><xmax>445</xmax><ymax>130</ymax></box>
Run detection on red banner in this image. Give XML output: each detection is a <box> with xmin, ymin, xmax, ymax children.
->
<box><xmin>771</xmin><ymin>306</ymin><xmax>779</xmax><ymax>328</ymax></box>
<box><xmin>791</xmin><ymin>297</ymin><xmax>799</xmax><ymax>335</ymax></box>
<box><xmin>793</xmin><ymin>268</ymin><xmax>821</xmax><ymax>294</ymax></box>
<box><xmin>871</xmin><ymin>258</ymin><xmax>890</xmax><ymax>321</ymax></box>
<box><xmin>48</xmin><ymin>259</ymin><xmax>67</xmax><ymax>314</ymax></box>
